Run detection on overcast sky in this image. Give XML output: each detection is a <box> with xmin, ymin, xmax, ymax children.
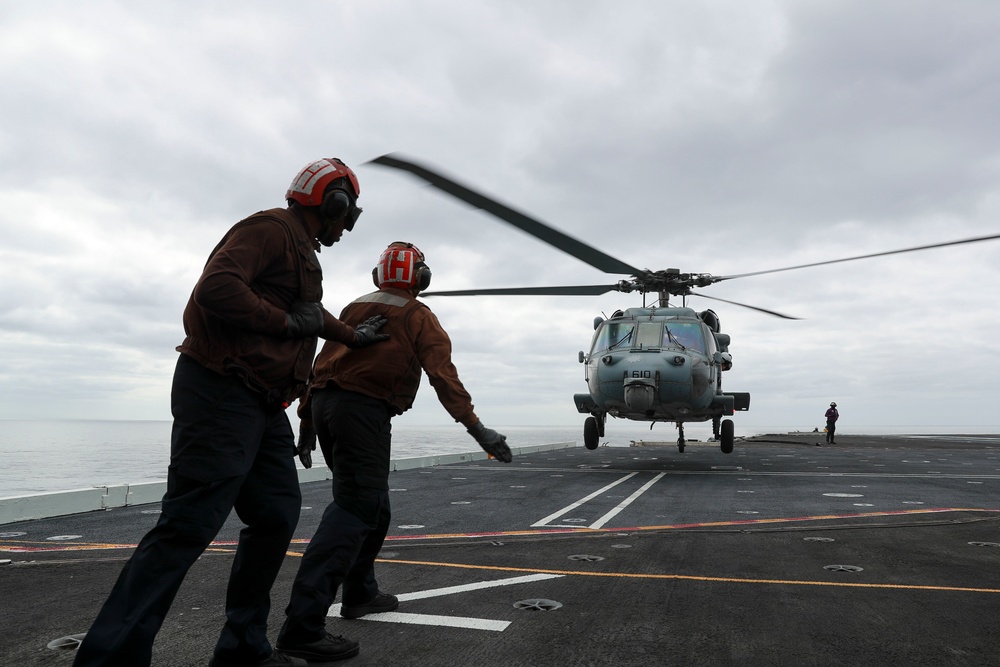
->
<box><xmin>2</xmin><ymin>1</ymin><xmax>1000</xmax><ymax>436</ymax></box>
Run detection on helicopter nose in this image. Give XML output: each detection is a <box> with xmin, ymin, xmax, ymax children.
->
<box><xmin>624</xmin><ymin>381</ymin><xmax>656</xmax><ymax>412</ymax></box>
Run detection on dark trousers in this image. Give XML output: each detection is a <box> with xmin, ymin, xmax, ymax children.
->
<box><xmin>74</xmin><ymin>355</ymin><xmax>301</xmax><ymax>667</ymax></box>
<box><xmin>826</xmin><ymin>422</ymin><xmax>837</xmax><ymax>443</ymax></box>
<box><xmin>279</xmin><ymin>388</ymin><xmax>392</xmax><ymax>645</ymax></box>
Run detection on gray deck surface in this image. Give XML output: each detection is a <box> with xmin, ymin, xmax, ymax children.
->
<box><xmin>3</xmin><ymin>433</ymin><xmax>1000</xmax><ymax>666</ymax></box>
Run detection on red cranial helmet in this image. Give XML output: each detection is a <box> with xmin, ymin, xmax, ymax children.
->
<box><xmin>286</xmin><ymin>158</ymin><xmax>360</xmax><ymax>205</ymax></box>
<box><xmin>287</xmin><ymin>158</ymin><xmax>363</xmax><ymax>242</ymax></box>
<box><xmin>373</xmin><ymin>242</ymin><xmax>432</xmax><ymax>292</ymax></box>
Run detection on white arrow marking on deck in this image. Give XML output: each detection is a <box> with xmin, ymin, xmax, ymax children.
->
<box><xmin>327</xmin><ymin>573</ymin><xmax>564</xmax><ymax>631</ymax></box>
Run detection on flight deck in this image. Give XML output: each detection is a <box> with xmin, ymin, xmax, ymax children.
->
<box><xmin>2</xmin><ymin>433</ymin><xmax>1000</xmax><ymax>666</ymax></box>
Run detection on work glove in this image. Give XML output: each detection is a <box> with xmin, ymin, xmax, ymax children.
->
<box><xmin>296</xmin><ymin>421</ymin><xmax>317</xmax><ymax>469</ymax></box>
<box><xmin>286</xmin><ymin>302</ymin><xmax>325</xmax><ymax>338</ymax></box>
<box><xmin>350</xmin><ymin>314</ymin><xmax>390</xmax><ymax>348</ymax></box>
<box><xmin>468</xmin><ymin>422</ymin><xmax>513</xmax><ymax>463</ymax></box>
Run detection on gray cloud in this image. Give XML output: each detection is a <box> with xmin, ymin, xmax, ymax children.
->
<box><xmin>1</xmin><ymin>1</ymin><xmax>999</xmax><ymax>433</ymax></box>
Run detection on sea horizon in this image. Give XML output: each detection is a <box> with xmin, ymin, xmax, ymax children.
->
<box><xmin>3</xmin><ymin>419</ymin><xmax>999</xmax><ymax>498</ymax></box>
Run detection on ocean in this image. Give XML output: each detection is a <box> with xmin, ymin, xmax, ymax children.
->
<box><xmin>2</xmin><ymin>419</ymin><xmax>998</xmax><ymax>498</ymax></box>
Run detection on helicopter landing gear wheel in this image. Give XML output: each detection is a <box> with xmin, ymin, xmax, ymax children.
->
<box><xmin>720</xmin><ymin>419</ymin><xmax>734</xmax><ymax>454</ymax></box>
<box><xmin>677</xmin><ymin>423</ymin><xmax>686</xmax><ymax>453</ymax></box>
<box><xmin>584</xmin><ymin>416</ymin><xmax>599</xmax><ymax>450</ymax></box>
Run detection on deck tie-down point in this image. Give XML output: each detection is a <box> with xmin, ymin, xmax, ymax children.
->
<box><xmin>513</xmin><ymin>599</ymin><xmax>563</xmax><ymax>611</ymax></box>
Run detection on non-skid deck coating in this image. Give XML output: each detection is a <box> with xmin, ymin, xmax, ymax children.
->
<box><xmin>3</xmin><ymin>433</ymin><xmax>1000</xmax><ymax>666</ymax></box>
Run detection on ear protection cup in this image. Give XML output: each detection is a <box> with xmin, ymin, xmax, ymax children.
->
<box><xmin>321</xmin><ymin>188</ymin><xmax>351</xmax><ymax>223</ymax></box>
<box><xmin>414</xmin><ymin>262</ymin><xmax>432</xmax><ymax>291</ymax></box>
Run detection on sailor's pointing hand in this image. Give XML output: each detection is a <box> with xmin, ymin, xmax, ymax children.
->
<box><xmin>468</xmin><ymin>422</ymin><xmax>512</xmax><ymax>463</ymax></box>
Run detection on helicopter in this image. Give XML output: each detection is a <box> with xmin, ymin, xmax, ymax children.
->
<box><xmin>369</xmin><ymin>153</ymin><xmax>1000</xmax><ymax>454</ymax></box>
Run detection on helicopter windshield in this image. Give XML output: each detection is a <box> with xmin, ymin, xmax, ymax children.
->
<box><xmin>663</xmin><ymin>322</ymin><xmax>706</xmax><ymax>353</ymax></box>
<box><xmin>635</xmin><ymin>321</ymin><xmax>663</xmax><ymax>349</ymax></box>
<box><xmin>593</xmin><ymin>321</ymin><xmax>634</xmax><ymax>353</ymax></box>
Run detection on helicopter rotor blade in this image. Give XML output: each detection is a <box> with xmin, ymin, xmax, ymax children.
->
<box><xmin>717</xmin><ymin>232</ymin><xmax>1000</xmax><ymax>281</ymax></box>
<box><xmin>423</xmin><ymin>284</ymin><xmax>621</xmax><ymax>297</ymax></box>
<box><xmin>690</xmin><ymin>292</ymin><xmax>801</xmax><ymax>320</ymax></box>
<box><xmin>368</xmin><ymin>153</ymin><xmax>643</xmax><ymax>276</ymax></box>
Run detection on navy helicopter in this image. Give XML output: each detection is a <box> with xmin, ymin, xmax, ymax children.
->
<box><xmin>370</xmin><ymin>154</ymin><xmax>1000</xmax><ymax>454</ymax></box>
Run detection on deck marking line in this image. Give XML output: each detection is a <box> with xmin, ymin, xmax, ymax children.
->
<box><xmin>394</xmin><ymin>573</ymin><xmax>565</xmax><ymax>602</ymax></box>
<box><xmin>589</xmin><ymin>472</ymin><xmax>666</xmax><ymax>529</ymax></box>
<box><xmin>375</xmin><ymin>558</ymin><xmax>1000</xmax><ymax>594</ymax></box>
<box><xmin>326</xmin><ymin>573</ymin><xmax>561</xmax><ymax>630</ymax></box>
<box><xmin>530</xmin><ymin>472</ymin><xmax>639</xmax><ymax>527</ymax></box>
<box><xmin>335</xmin><ymin>612</ymin><xmax>510</xmax><ymax>631</ymax></box>
<box><xmin>5</xmin><ymin>508</ymin><xmax>999</xmax><ymax>553</ymax></box>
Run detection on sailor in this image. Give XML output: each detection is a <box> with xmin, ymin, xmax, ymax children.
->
<box><xmin>825</xmin><ymin>402</ymin><xmax>840</xmax><ymax>445</ymax></box>
<box><xmin>74</xmin><ymin>158</ymin><xmax>387</xmax><ymax>667</ymax></box>
<box><xmin>276</xmin><ymin>241</ymin><xmax>512</xmax><ymax>662</ymax></box>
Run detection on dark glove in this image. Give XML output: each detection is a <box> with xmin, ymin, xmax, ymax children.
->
<box><xmin>296</xmin><ymin>421</ymin><xmax>317</xmax><ymax>469</ymax></box>
<box><xmin>286</xmin><ymin>302</ymin><xmax>325</xmax><ymax>338</ymax></box>
<box><xmin>468</xmin><ymin>422</ymin><xmax>512</xmax><ymax>463</ymax></box>
<box><xmin>350</xmin><ymin>315</ymin><xmax>390</xmax><ymax>348</ymax></box>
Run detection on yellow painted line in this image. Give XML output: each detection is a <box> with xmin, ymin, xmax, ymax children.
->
<box><xmin>376</xmin><ymin>558</ymin><xmax>1000</xmax><ymax>595</ymax></box>
<box><xmin>381</xmin><ymin>507</ymin><xmax>998</xmax><ymax>542</ymax></box>
<box><xmin>0</xmin><ymin>542</ymin><xmax>131</xmax><ymax>552</ymax></box>
<box><xmin>3</xmin><ymin>508</ymin><xmax>997</xmax><ymax>554</ymax></box>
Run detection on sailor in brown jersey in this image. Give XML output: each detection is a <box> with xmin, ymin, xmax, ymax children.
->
<box><xmin>74</xmin><ymin>158</ymin><xmax>388</xmax><ymax>667</ymax></box>
<box><xmin>276</xmin><ymin>241</ymin><xmax>512</xmax><ymax>662</ymax></box>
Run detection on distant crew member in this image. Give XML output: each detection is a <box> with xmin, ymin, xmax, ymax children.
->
<box><xmin>276</xmin><ymin>241</ymin><xmax>513</xmax><ymax>663</ymax></box>
<box><xmin>825</xmin><ymin>402</ymin><xmax>839</xmax><ymax>445</ymax></box>
<box><xmin>74</xmin><ymin>158</ymin><xmax>387</xmax><ymax>667</ymax></box>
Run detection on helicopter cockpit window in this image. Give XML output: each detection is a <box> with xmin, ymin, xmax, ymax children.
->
<box><xmin>663</xmin><ymin>322</ymin><xmax>706</xmax><ymax>353</ymax></box>
<box><xmin>593</xmin><ymin>321</ymin><xmax>634</xmax><ymax>353</ymax></box>
<box><xmin>634</xmin><ymin>322</ymin><xmax>663</xmax><ymax>350</ymax></box>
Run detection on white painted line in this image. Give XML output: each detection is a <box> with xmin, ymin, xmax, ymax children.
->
<box><xmin>349</xmin><ymin>612</ymin><xmax>510</xmax><ymax>631</ymax></box>
<box><xmin>396</xmin><ymin>573</ymin><xmax>564</xmax><ymax>602</ymax></box>
<box><xmin>589</xmin><ymin>472</ymin><xmax>666</xmax><ymax>529</ymax></box>
<box><xmin>530</xmin><ymin>472</ymin><xmax>639</xmax><ymax>527</ymax></box>
<box><xmin>327</xmin><ymin>573</ymin><xmax>565</xmax><ymax>631</ymax></box>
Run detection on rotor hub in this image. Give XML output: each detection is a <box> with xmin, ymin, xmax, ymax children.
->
<box><xmin>622</xmin><ymin>270</ymin><xmax>719</xmax><ymax>296</ymax></box>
